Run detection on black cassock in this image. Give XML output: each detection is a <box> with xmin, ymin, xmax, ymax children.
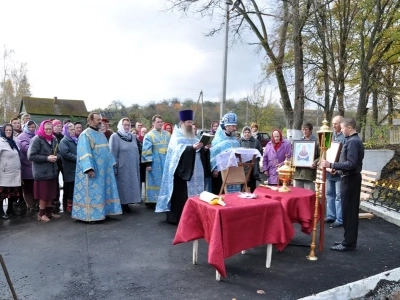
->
<box><xmin>166</xmin><ymin>146</ymin><xmax>210</xmax><ymax>224</ymax></box>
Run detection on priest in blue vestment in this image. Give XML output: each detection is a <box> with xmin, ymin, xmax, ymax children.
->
<box><xmin>156</xmin><ymin>110</ymin><xmax>211</xmax><ymax>224</ymax></box>
<box><xmin>141</xmin><ymin>114</ymin><xmax>171</xmax><ymax>207</ymax></box>
<box><xmin>210</xmin><ymin>112</ymin><xmax>241</xmax><ymax>194</ymax></box>
<box><xmin>72</xmin><ymin>112</ymin><xmax>122</xmax><ymax>222</ymax></box>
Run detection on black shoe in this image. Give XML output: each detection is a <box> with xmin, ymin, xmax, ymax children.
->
<box><xmin>330</xmin><ymin>222</ymin><xmax>343</xmax><ymax>228</ymax></box>
<box><xmin>330</xmin><ymin>244</ymin><xmax>355</xmax><ymax>252</ymax></box>
<box><xmin>1</xmin><ymin>214</ymin><xmax>10</xmax><ymax>220</ymax></box>
<box><xmin>324</xmin><ymin>218</ymin><xmax>335</xmax><ymax>223</ymax></box>
<box><xmin>121</xmin><ymin>204</ymin><xmax>132</xmax><ymax>214</ymax></box>
<box><xmin>145</xmin><ymin>203</ymin><xmax>156</xmax><ymax>209</ymax></box>
<box><xmin>6</xmin><ymin>210</ymin><xmax>21</xmax><ymax>216</ymax></box>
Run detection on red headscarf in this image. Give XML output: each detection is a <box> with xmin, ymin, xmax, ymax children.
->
<box><xmin>162</xmin><ymin>122</ymin><xmax>173</xmax><ymax>134</ymax></box>
<box><xmin>36</xmin><ymin>120</ymin><xmax>54</xmax><ymax>142</ymax></box>
<box><xmin>272</xmin><ymin>129</ymin><xmax>283</xmax><ymax>151</ymax></box>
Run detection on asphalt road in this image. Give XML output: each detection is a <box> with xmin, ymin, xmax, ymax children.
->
<box><xmin>1</xmin><ymin>200</ymin><xmax>400</xmax><ymax>300</ymax></box>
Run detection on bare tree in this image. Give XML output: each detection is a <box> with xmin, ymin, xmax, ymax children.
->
<box><xmin>291</xmin><ymin>0</ymin><xmax>312</xmax><ymax>130</ymax></box>
<box><xmin>303</xmin><ymin>0</ymin><xmax>359</xmax><ymax>123</ymax></box>
<box><xmin>246</xmin><ymin>84</ymin><xmax>266</xmax><ymax>126</ymax></box>
<box><xmin>356</xmin><ymin>0</ymin><xmax>400</xmax><ymax>132</ymax></box>
<box><xmin>0</xmin><ymin>46</ymin><xmax>31</xmax><ymax>122</ymax></box>
<box><xmin>165</xmin><ymin>0</ymin><xmax>303</xmax><ymax>131</ymax></box>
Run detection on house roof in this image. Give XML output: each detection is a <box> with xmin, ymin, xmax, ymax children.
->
<box><xmin>99</xmin><ymin>110</ymin><xmax>129</xmax><ymax>121</ymax></box>
<box><xmin>378</xmin><ymin>109</ymin><xmax>400</xmax><ymax>125</ymax></box>
<box><xmin>20</xmin><ymin>97</ymin><xmax>88</xmax><ymax>117</ymax></box>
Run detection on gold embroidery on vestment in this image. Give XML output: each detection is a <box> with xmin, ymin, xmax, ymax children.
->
<box><xmin>80</xmin><ymin>153</ymin><xmax>93</xmax><ymax>160</ymax></box>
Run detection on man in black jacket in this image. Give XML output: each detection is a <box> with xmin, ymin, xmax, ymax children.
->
<box><xmin>321</xmin><ymin>117</ymin><xmax>364</xmax><ymax>251</ymax></box>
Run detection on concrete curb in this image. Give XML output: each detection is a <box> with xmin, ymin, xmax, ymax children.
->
<box><xmin>298</xmin><ymin>267</ymin><xmax>400</xmax><ymax>300</ymax></box>
<box><xmin>298</xmin><ymin>204</ymin><xmax>400</xmax><ymax>300</ymax></box>
<box><xmin>360</xmin><ymin>201</ymin><xmax>400</xmax><ymax>227</ymax></box>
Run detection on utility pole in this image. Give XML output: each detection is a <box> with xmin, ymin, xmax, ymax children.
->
<box><xmin>2</xmin><ymin>45</ymin><xmax>6</xmax><ymax>123</ymax></box>
<box><xmin>220</xmin><ymin>0</ymin><xmax>232</xmax><ymax>119</ymax></box>
<box><xmin>201</xmin><ymin>91</ymin><xmax>204</xmax><ymax>130</ymax></box>
<box><xmin>245</xmin><ymin>97</ymin><xmax>249</xmax><ymax>125</ymax></box>
<box><xmin>193</xmin><ymin>90</ymin><xmax>204</xmax><ymax>129</ymax></box>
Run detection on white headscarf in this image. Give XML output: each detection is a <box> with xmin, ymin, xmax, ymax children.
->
<box><xmin>117</xmin><ymin>118</ymin><xmax>131</xmax><ymax>137</ymax></box>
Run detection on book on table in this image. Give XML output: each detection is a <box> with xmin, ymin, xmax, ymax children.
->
<box><xmin>199</xmin><ymin>133</ymin><xmax>214</xmax><ymax>145</ymax></box>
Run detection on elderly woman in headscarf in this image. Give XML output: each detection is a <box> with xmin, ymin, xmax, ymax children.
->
<box><xmin>59</xmin><ymin>123</ymin><xmax>78</xmax><ymax>213</ymax></box>
<box><xmin>263</xmin><ymin>129</ymin><xmax>292</xmax><ymax>185</ymax></box>
<box><xmin>16</xmin><ymin>120</ymin><xmax>38</xmax><ymax>212</ymax></box>
<box><xmin>239</xmin><ymin>126</ymin><xmax>262</xmax><ymax>192</ymax></box>
<box><xmin>109</xmin><ymin>118</ymin><xmax>141</xmax><ymax>213</ymax></box>
<box><xmin>28</xmin><ymin>120</ymin><xmax>61</xmax><ymax>222</ymax></box>
<box><xmin>0</xmin><ymin>124</ymin><xmax>21</xmax><ymax>219</ymax></box>
<box><xmin>162</xmin><ymin>122</ymin><xmax>173</xmax><ymax>135</ymax></box>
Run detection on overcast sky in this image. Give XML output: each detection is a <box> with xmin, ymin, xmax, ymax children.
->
<box><xmin>0</xmin><ymin>0</ymin><xmax>275</xmax><ymax>110</ymax></box>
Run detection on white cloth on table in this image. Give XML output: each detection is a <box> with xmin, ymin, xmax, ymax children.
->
<box><xmin>214</xmin><ymin>147</ymin><xmax>261</xmax><ymax>172</ymax></box>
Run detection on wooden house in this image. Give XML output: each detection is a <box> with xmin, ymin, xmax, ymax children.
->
<box><xmin>378</xmin><ymin>109</ymin><xmax>400</xmax><ymax>144</ymax></box>
<box><xmin>19</xmin><ymin>96</ymin><xmax>89</xmax><ymax>124</ymax></box>
<box><xmin>378</xmin><ymin>109</ymin><xmax>400</xmax><ymax>126</ymax></box>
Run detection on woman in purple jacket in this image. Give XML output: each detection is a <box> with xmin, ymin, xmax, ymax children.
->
<box><xmin>263</xmin><ymin>129</ymin><xmax>292</xmax><ymax>185</ymax></box>
<box><xmin>16</xmin><ymin>121</ymin><xmax>37</xmax><ymax>212</ymax></box>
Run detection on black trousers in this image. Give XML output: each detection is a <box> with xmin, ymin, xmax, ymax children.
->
<box><xmin>140</xmin><ymin>163</ymin><xmax>146</xmax><ymax>183</ymax></box>
<box><xmin>167</xmin><ymin>175</ymin><xmax>189</xmax><ymax>224</ymax></box>
<box><xmin>211</xmin><ymin>173</ymin><xmax>223</xmax><ymax>195</ymax></box>
<box><xmin>340</xmin><ymin>173</ymin><xmax>362</xmax><ymax>248</ymax></box>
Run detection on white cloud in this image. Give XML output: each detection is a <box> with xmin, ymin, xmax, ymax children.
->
<box><xmin>0</xmin><ymin>0</ymin><xmax>276</xmax><ymax>110</ymax></box>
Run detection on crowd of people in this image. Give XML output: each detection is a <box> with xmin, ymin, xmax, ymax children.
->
<box><xmin>0</xmin><ymin>110</ymin><xmax>364</xmax><ymax>252</ymax></box>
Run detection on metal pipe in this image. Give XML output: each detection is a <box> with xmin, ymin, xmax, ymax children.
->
<box><xmin>0</xmin><ymin>253</ymin><xmax>18</xmax><ymax>299</ymax></box>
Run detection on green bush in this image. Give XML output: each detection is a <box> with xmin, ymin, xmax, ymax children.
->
<box><xmin>364</xmin><ymin>124</ymin><xmax>392</xmax><ymax>149</ymax></box>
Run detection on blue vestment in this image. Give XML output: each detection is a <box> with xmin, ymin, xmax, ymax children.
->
<box><xmin>72</xmin><ymin>128</ymin><xmax>122</xmax><ymax>221</ymax></box>
<box><xmin>156</xmin><ymin>126</ymin><xmax>204</xmax><ymax>212</ymax></box>
<box><xmin>141</xmin><ymin>129</ymin><xmax>170</xmax><ymax>203</ymax></box>
<box><xmin>210</xmin><ymin>125</ymin><xmax>241</xmax><ymax>193</ymax></box>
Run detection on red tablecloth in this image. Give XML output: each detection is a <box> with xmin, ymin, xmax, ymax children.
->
<box><xmin>173</xmin><ymin>194</ymin><xmax>295</xmax><ymax>277</ymax></box>
<box><xmin>253</xmin><ymin>186</ymin><xmax>316</xmax><ymax>234</ymax></box>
